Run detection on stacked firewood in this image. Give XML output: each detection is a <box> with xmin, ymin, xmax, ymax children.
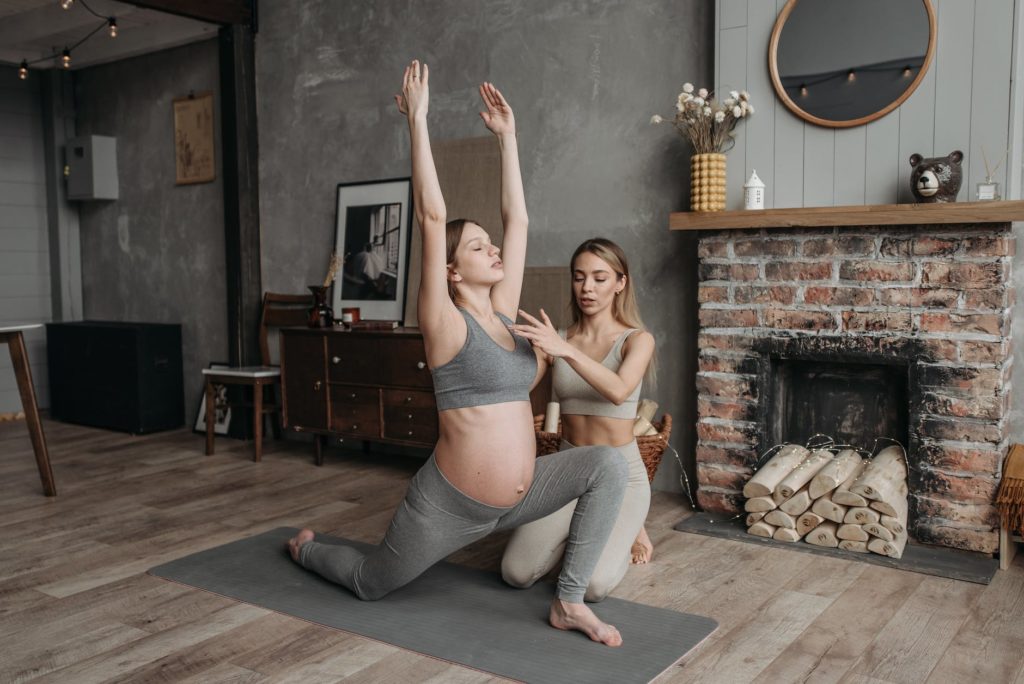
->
<box><xmin>743</xmin><ymin>444</ymin><xmax>909</xmax><ymax>559</ymax></box>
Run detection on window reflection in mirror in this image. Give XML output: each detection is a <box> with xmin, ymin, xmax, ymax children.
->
<box><xmin>769</xmin><ymin>0</ymin><xmax>936</xmax><ymax>128</ymax></box>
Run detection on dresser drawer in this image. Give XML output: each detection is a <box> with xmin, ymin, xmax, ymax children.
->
<box><xmin>329</xmin><ymin>385</ymin><xmax>380</xmax><ymax>437</ymax></box>
<box><xmin>330</xmin><ymin>407</ymin><xmax>380</xmax><ymax>438</ymax></box>
<box><xmin>326</xmin><ymin>336</ymin><xmax>385</xmax><ymax>385</ymax></box>
<box><xmin>382</xmin><ymin>389</ymin><xmax>438</xmax><ymax>443</ymax></box>
<box><xmin>330</xmin><ymin>384</ymin><xmax>378</xmax><ymax>406</ymax></box>
<box><xmin>383</xmin><ymin>338</ymin><xmax>433</xmax><ymax>389</ymax></box>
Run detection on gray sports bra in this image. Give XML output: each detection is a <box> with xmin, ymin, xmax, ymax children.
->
<box><xmin>431</xmin><ymin>307</ymin><xmax>537</xmax><ymax>411</ymax></box>
<box><xmin>552</xmin><ymin>328</ymin><xmax>641</xmax><ymax>419</ymax></box>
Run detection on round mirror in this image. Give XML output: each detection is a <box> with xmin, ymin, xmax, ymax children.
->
<box><xmin>769</xmin><ymin>0</ymin><xmax>936</xmax><ymax>128</ymax></box>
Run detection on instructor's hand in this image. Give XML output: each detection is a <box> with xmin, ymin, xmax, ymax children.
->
<box><xmin>510</xmin><ymin>309</ymin><xmax>574</xmax><ymax>360</ymax></box>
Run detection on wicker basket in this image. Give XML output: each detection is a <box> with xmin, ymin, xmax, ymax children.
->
<box><xmin>533</xmin><ymin>413</ymin><xmax>672</xmax><ymax>483</ymax></box>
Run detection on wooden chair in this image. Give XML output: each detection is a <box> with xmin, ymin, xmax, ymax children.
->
<box><xmin>203</xmin><ymin>292</ymin><xmax>311</xmax><ymax>461</ymax></box>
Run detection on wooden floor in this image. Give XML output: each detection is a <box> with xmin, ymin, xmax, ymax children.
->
<box><xmin>2</xmin><ymin>419</ymin><xmax>1024</xmax><ymax>684</ymax></box>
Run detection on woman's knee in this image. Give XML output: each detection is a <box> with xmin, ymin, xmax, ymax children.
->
<box><xmin>583</xmin><ymin>551</ymin><xmax>627</xmax><ymax>602</ymax></box>
<box><xmin>353</xmin><ymin>584</ymin><xmax>389</xmax><ymax>601</ymax></box>
<box><xmin>584</xmin><ymin>579</ymin><xmax>613</xmax><ymax>603</ymax></box>
<box><xmin>501</xmin><ymin>555</ymin><xmax>541</xmax><ymax>589</ymax></box>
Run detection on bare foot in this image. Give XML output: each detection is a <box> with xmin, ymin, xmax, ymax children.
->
<box><xmin>287</xmin><ymin>529</ymin><xmax>314</xmax><ymax>563</ymax></box>
<box><xmin>549</xmin><ymin>598</ymin><xmax>622</xmax><ymax>647</ymax></box>
<box><xmin>630</xmin><ymin>526</ymin><xmax>654</xmax><ymax>565</ymax></box>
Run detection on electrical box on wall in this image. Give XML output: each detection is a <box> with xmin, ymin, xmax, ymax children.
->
<box><xmin>66</xmin><ymin>135</ymin><xmax>118</xmax><ymax>200</ymax></box>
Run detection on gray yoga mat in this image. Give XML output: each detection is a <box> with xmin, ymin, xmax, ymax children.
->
<box><xmin>150</xmin><ymin>527</ymin><xmax>717</xmax><ymax>684</ymax></box>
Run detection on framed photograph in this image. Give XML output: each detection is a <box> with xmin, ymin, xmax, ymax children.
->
<box><xmin>173</xmin><ymin>91</ymin><xmax>215</xmax><ymax>185</ymax></box>
<box><xmin>193</xmin><ymin>363</ymin><xmax>232</xmax><ymax>436</ymax></box>
<box><xmin>333</xmin><ymin>178</ymin><xmax>413</xmax><ymax>323</ymax></box>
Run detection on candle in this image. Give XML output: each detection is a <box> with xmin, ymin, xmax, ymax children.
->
<box><xmin>543</xmin><ymin>402</ymin><xmax>560</xmax><ymax>433</ymax></box>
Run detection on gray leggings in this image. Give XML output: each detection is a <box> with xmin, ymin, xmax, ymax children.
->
<box><xmin>298</xmin><ymin>445</ymin><xmax>627</xmax><ymax>603</ymax></box>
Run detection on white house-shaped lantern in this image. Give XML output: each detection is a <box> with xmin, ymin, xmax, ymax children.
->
<box><xmin>744</xmin><ymin>169</ymin><xmax>765</xmax><ymax>210</ymax></box>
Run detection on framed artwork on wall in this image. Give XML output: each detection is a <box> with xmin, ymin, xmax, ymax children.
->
<box><xmin>173</xmin><ymin>91</ymin><xmax>215</xmax><ymax>184</ymax></box>
<box><xmin>333</xmin><ymin>178</ymin><xmax>413</xmax><ymax>323</ymax></box>
<box><xmin>193</xmin><ymin>362</ymin><xmax>232</xmax><ymax>436</ymax></box>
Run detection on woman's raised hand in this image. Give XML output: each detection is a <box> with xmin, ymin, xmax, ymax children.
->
<box><xmin>395</xmin><ymin>59</ymin><xmax>429</xmax><ymax>119</ymax></box>
<box><xmin>478</xmin><ymin>82</ymin><xmax>515</xmax><ymax>136</ymax></box>
<box><xmin>510</xmin><ymin>309</ymin><xmax>573</xmax><ymax>360</ymax></box>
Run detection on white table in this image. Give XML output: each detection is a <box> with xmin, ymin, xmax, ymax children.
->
<box><xmin>1</xmin><ymin>324</ymin><xmax>56</xmax><ymax>496</ymax></box>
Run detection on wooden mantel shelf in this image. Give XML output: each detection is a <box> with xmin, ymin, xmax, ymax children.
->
<box><xmin>669</xmin><ymin>200</ymin><xmax>1024</xmax><ymax>231</ymax></box>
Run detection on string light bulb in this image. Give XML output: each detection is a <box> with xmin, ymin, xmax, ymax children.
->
<box><xmin>61</xmin><ymin>48</ymin><xmax>71</xmax><ymax>69</ymax></box>
<box><xmin>19</xmin><ymin>60</ymin><xmax>28</xmax><ymax>80</ymax></box>
<box><xmin>902</xmin><ymin>65</ymin><xmax>912</xmax><ymax>77</ymax></box>
<box><xmin>60</xmin><ymin>0</ymin><xmax>74</xmax><ymax>9</ymax></box>
<box><xmin>846</xmin><ymin>70</ymin><xmax>856</xmax><ymax>82</ymax></box>
<box><xmin>108</xmin><ymin>17</ymin><xmax>117</xmax><ymax>37</ymax></box>
<box><xmin>799</xmin><ymin>84</ymin><xmax>808</xmax><ymax>97</ymax></box>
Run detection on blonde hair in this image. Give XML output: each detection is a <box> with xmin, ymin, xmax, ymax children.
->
<box><xmin>569</xmin><ymin>238</ymin><xmax>656</xmax><ymax>386</ymax></box>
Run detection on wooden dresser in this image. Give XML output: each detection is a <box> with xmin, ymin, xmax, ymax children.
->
<box><xmin>280</xmin><ymin>327</ymin><xmax>438</xmax><ymax>464</ymax></box>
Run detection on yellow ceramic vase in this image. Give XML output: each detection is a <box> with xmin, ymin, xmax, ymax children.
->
<box><xmin>690</xmin><ymin>152</ymin><xmax>727</xmax><ymax>212</ymax></box>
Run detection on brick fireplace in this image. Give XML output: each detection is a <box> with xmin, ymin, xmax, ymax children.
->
<box><xmin>691</xmin><ymin>213</ymin><xmax>1015</xmax><ymax>555</ymax></box>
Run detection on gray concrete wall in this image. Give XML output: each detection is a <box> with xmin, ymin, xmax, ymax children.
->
<box><xmin>255</xmin><ymin>0</ymin><xmax>714</xmax><ymax>493</ymax></box>
<box><xmin>74</xmin><ymin>39</ymin><xmax>226</xmax><ymax>427</ymax></box>
<box><xmin>0</xmin><ymin>67</ymin><xmax>51</xmax><ymax>413</ymax></box>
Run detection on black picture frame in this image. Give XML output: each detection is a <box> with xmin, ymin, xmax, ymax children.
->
<box><xmin>332</xmin><ymin>177</ymin><xmax>413</xmax><ymax>323</ymax></box>
<box><xmin>192</xmin><ymin>362</ymin><xmax>244</xmax><ymax>438</ymax></box>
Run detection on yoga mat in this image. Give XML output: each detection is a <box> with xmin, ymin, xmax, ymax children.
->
<box><xmin>150</xmin><ymin>527</ymin><xmax>717</xmax><ymax>684</ymax></box>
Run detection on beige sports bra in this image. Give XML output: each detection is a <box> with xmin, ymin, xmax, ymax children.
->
<box><xmin>551</xmin><ymin>328</ymin><xmax>641</xmax><ymax>419</ymax></box>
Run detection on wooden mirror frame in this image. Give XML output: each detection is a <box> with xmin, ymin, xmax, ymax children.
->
<box><xmin>768</xmin><ymin>0</ymin><xmax>937</xmax><ymax>128</ymax></box>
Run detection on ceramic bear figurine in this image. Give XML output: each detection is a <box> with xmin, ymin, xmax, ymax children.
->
<box><xmin>909</xmin><ymin>150</ymin><xmax>963</xmax><ymax>203</ymax></box>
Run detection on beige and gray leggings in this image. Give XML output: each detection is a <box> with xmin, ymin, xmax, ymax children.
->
<box><xmin>501</xmin><ymin>439</ymin><xmax>650</xmax><ymax>602</ymax></box>
<box><xmin>298</xmin><ymin>444</ymin><xmax>628</xmax><ymax>603</ymax></box>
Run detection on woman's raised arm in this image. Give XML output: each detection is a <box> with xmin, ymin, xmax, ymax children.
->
<box><xmin>397</xmin><ymin>61</ymin><xmax>458</xmax><ymax>343</ymax></box>
<box><xmin>478</xmin><ymin>83</ymin><xmax>529</xmax><ymax>319</ymax></box>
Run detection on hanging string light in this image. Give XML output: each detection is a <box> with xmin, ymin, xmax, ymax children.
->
<box><xmin>786</xmin><ymin>59</ymin><xmax>923</xmax><ymax>101</ymax></box>
<box><xmin>16</xmin><ymin>0</ymin><xmax>118</xmax><ymax>81</ymax></box>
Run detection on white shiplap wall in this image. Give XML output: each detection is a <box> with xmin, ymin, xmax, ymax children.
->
<box><xmin>716</xmin><ymin>0</ymin><xmax>1019</xmax><ymax>209</ymax></box>
<box><xmin>0</xmin><ymin>75</ymin><xmax>51</xmax><ymax>412</ymax></box>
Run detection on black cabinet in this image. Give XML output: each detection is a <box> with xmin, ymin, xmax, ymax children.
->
<box><xmin>46</xmin><ymin>321</ymin><xmax>184</xmax><ymax>434</ymax></box>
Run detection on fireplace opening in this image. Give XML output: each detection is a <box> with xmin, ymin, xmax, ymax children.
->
<box><xmin>767</xmin><ymin>358</ymin><xmax>909</xmax><ymax>451</ymax></box>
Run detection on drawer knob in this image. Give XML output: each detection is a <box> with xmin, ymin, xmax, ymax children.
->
<box><xmin>332</xmin><ymin>356</ymin><xmax>341</xmax><ymax>364</ymax></box>
<box><xmin>404</xmin><ymin>396</ymin><xmax>413</xmax><ymax>404</ymax></box>
<box><xmin>350</xmin><ymin>392</ymin><xmax>357</xmax><ymax>399</ymax></box>
<box><xmin>407</xmin><ymin>413</ymin><xmax>413</xmax><ymax>419</ymax></box>
<box><xmin>417</xmin><ymin>361</ymin><xmax>426</xmax><ymax>370</ymax></box>
<box><xmin>313</xmin><ymin>381</ymin><xmax>322</xmax><ymax>391</ymax></box>
<box><xmin>351</xmin><ymin>424</ymin><xmax>358</xmax><ymax>430</ymax></box>
<box><xmin>408</xmin><ymin>430</ymin><xmax>414</xmax><ymax>436</ymax></box>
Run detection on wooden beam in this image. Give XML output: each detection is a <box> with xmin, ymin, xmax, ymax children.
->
<box><xmin>219</xmin><ymin>24</ymin><xmax>261</xmax><ymax>366</ymax></box>
<box><xmin>669</xmin><ymin>199</ymin><xmax>1024</xmax><ymax>231</ymax></box>
<box><xmin>123</xmin><ymin>0</ymin><xmax>251</xmax><ymax>26</ymax></box>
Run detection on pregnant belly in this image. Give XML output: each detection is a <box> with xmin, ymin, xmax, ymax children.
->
<box><xmin>435</xmin><ymin>401</ymin><xmax>537</xmax><ymax>507</ymax></box>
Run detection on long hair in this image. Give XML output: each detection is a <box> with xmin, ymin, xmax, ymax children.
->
<box><xmin>444</xmin><ymin>218</ymin><xmax>476</xmax><ymax>303</ymax></box>
<box><xmin>569</xmin><ymin>238</ymin><xmax>657</xmax><ymax>387</ymax></box>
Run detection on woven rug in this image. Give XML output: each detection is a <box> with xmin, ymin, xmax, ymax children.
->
<box><xmin>149</xmin><ymin>527</ymin><xmax>717</xmax><ymax>684</ymax></box>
